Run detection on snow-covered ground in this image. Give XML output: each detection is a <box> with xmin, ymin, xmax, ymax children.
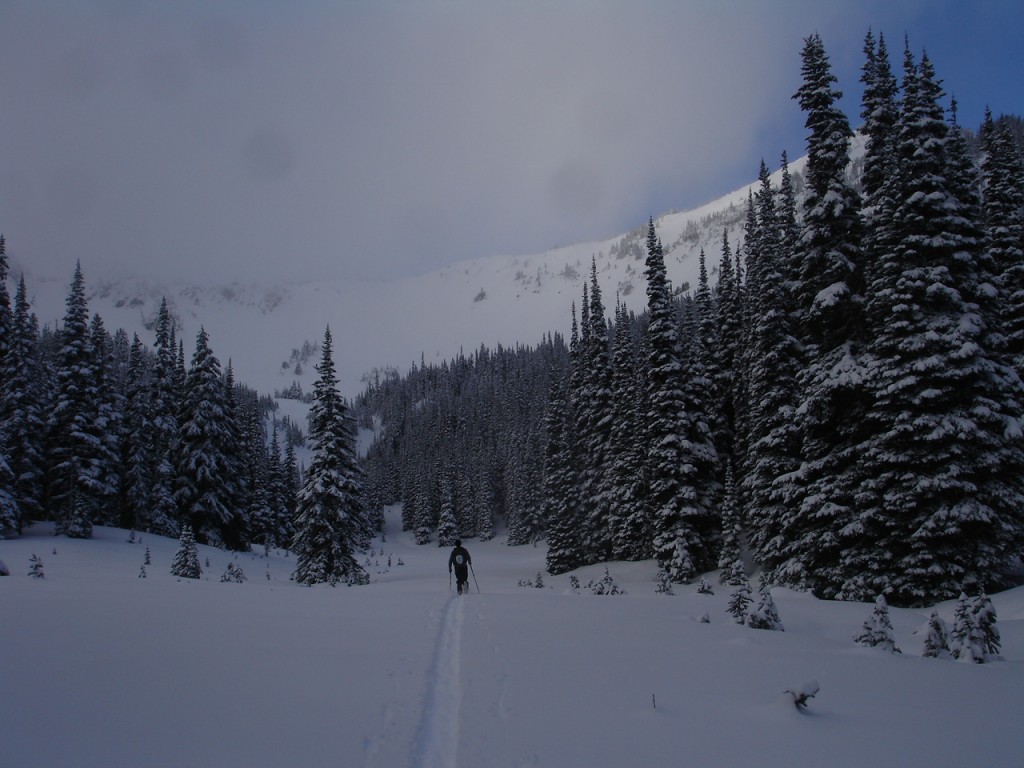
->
<box><xmin>2</xmin><ymin>506</ymin><xmax>1022</xmax><ymax>768</ymax></box>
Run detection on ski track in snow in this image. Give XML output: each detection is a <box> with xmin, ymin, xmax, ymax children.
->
<box><xmin>413</xmin><ymin>594</ymin><xmax>464</xmax><ymax>768</ymax></box>
<box><xmin>472</xmin><ymin>597</ymin><xmax>514</xmax><ymax>759</ymax></box>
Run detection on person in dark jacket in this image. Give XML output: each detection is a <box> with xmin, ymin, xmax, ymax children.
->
<box><xmin>448</xmin><ymin>539</ymin><xmax>471</xmax><ymax>594</ymax></box>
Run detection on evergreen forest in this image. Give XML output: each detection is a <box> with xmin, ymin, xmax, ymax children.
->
<box><xmin>357</xmin><ymin>32</ymin><xmax>1024</xmax><ymax>606</ymax></box>
<box><xmin>2</xmin><ymin>32</ymin><xmax>1023</xmax><ymax>605</ymax></box>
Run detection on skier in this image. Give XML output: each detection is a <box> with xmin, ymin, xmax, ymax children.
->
<box><xmin>448</xmin><ymin>539</ymin><xmax>472</xmax><ymax>594</ymax></box>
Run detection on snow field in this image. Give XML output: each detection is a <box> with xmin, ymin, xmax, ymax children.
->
<box><xmin>2</xmin><ymin>506</ymin><xmax>1023</xmax><ymax>767</ymax></box>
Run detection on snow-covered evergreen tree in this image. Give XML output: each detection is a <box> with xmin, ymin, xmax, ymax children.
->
<box><xmin>1</xmin><ymin>276</ymin><xmax>46</xmax><ymax>531</ymax></box>
<box><xmin>972</xmin><ymin>592</ymin><xmax>1001</xmax><ymax>659</ymax></box>
<box><xmin>727</xmin><ymin>576</ymin><xmax>752</xmax><ymax>624</ymax></box>
<box><xmin>713</xmin><ymin>230</ymin><xmax>745</xmax><ymax>470</ymax></box>
<box><xmin>853</xmin><ymin>48</ymin><xmax>1024</xmax><ymax>605</ymax></box>
<box><xmin>577</xmin><ymin>258</ymin><xmax>615</xmax><ymax>561</ymax></box>
<box><xmin>748</xmin><ymin>576</ymin><xmax>784</xmax><ymax>631</ymax></box>
<box><xmin>170</xmin><ymin>524</ymin><xmax>201</xmax><ymax>579</ymax></box>
<box><xmin>655</xmin><ymin>570</ymin><xmax>675</xmax><ymax>595</ymax></box>
<box><xmin>717</xmin><ymin>464</ymin><xmax>744</xmax><ymax>585</ymax></box>
<box><xmin>174</xmin><ymin>327</ymin><xmax>238</xmax><ymax>548</ymax></box>
<box><xmin>644</xmin><ymin>219</ymin><xmax>706</xmax><ymax>582</ymax></box>
<box><xmin>922</xmin><ymin>610</ymin><xmax>951</xmax><ymax>659</ymax></box>
<box><xmin>220</xmin><ymin>561</ymin><xmax>247</xmax><ymax>583</ymax></box>
<box><xmin>742</xmin><ymin>159</ymin><xmax>804</xmax><ymax>583</ymax></box>
<box><xmin>859</xmin><ymin>30</ymin><xmax>900</xmax><ymax>206</ymax></box>
<box><xmin>0</xmin><ymin>241</ymin><xmax>21</xmax><ymax>538</ymax></box>
<box><xmin>148</xmin><ymin>299</ymin><xmax>181</xmax><ymax>538</ymax></box>
<box><xmin>292</xmin><ymin>327</ymin><xmax>368</xmax><ymax>586</ymax></box>
<box><xmin>47</xmin><ymin>263</ymin><xmax>98</xmax><ymax>538</ymax></box>
<box><xmin>853</xmin><ymin>594</ymin><xmax>900</xmax><ymax>653</ymax></box>
<box><xmin>981</xmin><ymin>109</ymin><xmax>1024</xmax><ymax>381</ymax></box>
<box><xmin>545</xmin><ymin>325</ymin><xmax>583</xmax><ymax>575</ymax></box>
<box><xmin>950</xmin><ymin>592</ymin><xmax>986</xmax><ymax>663</ymax></box>
<box><xmin>786</xmin><ymin>33</ymin><xmax>867</xmax><ymax>599</ymax></box>
<box><xmin>85</xmin><ymin>312</ymin><xmax>123</xmax><ymax>527</ymax></box>
<box><xmin>121</xmin><ymin>334</ymin><xmax>155</xmax><ymax>533</ymax></box>
<box><xmin>608</xmin><ymin>299</ymin><xmax>650</xmax><ymax>561</ymax></box>
<box><xmin>27</xmin><ymin>553</ymin><xmax>44</xmax><ymax>578</ymax></box>
<box><xmin>436</xmin><ymin>477</ymin><xmax>458</xmax><ymax>547</ymax></box>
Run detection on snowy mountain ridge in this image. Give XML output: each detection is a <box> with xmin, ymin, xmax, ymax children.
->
<box><xmin>14</xmin><ymin>152</ymin><xmax>813</xmax><ymax>400</ymax></box>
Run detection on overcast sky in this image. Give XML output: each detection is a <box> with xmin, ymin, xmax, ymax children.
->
<box><xmin>2</xmin><ymin>0</ymin><xmax>1022</xmax><ymax>285</ymax></box>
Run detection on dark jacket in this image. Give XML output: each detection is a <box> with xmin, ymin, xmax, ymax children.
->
<box><xmin>448</xmin><ymin>546</ymin><xmax>471</xmax><ymax>574</ymax></box>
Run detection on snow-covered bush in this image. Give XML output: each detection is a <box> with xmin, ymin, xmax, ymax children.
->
<box><xmin>587</xmin><ymin>567</ymin><xmax>624</xmax><ymax>595</ymax></box>
<box><xmin>727</xmin><ymin>577</ymin><xmax>752</xmax><ymax>624</ymax></box>
<box><xmin>950</xmin><ymin>593</ymin><xmax>988</xmax><ymax>663</ymax></box>
<box><xmin>972</xmin><ymin>592</ymin><xmax>1000</xmax><ymax>659</ymax></box>
<box><xmin>854</xmin><ymin>595</ymin><xmax>901</xmax><ymax>653</ymax></box>
<box><xmin>721</xmin><ymin>556</ymin><xmax>747</xmax><ymax>588</ymax></box>
<box><xmin>696</xmin><ymin>577</ymin><xmax>714</xmax><ymax>595</ymax></box>
<box><xmin>922</xmin><ymin>611</ymin><xmax>951</xmax><ymax>658</ymax></box>
<box><xmin>28</xmin><ymin>554</ymin><xmax>44</xmax><ymax>579</ymax></box>
<box><xmin>748</xmin><ymin>578</ymin><xmax>784</xmax><ymax>631</ymax></box>
<box><xmin>221</xmin><ymin>562</ymin><xmax>247</xmax><ymax>583</ymax></box>
<box><xmin>655</xmin><ymin>570</ymin><xmax>675</xmax><ymax>595</ymax></box>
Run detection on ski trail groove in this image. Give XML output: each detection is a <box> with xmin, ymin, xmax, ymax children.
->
<box><xmin>413</xmin><ymin>595</ymin><xmax>464</xmax><ymax>768</ymax></box>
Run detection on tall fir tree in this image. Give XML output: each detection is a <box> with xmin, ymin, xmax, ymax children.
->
<box><xmin>2</xmin><ymin>273</ymin><xmax>46</xmax><ymax>534</ymax></box>
<box><xmin>149</xmin><ymin>299</ymin><xmax>180</xmax><ymax>537</ymax></box>
<box><xmin>85</xmin><ymin>313</ymin><xmax>123</xmax><ymax>526</ymax></box>
<box><xmin>292</xmin><ymin>327</ymin><xmax>368</xmax><ymax>586</ymax></box>
<box><xmin>643</xmin><ymin>218</ymin><xmax>708</xmax><ymax>582</ymax></box>
<box><xmin>0</xmin><ymin>236</ymin><xmax>14</xmax><ymax>537</ymax></box>
<box><xmin>46</xmin><ymin>262</ymin><xmax>98</xmax><ymax>538</ymax></box>
<box><xmin>981</xmin><ymin>109</ymin><xmax>1024</xmax><ymax>381</ymax></box>
<box><xmin>743</xmin><ymin>161</ymin><xmax>804</xmax><ymax>581</ymax></box>
<box><xmin>174</xmin><ymin>327</ymin><xmax>238</xmax><ymax>548</ymax></box>
<box><xmin>784</xmin><ymin>34</ymin><xmax>868</xmax><ymax>596</ymax></box>
<box><xmin>791</xmin><ymin>33</ymin><xmax>865</xmax><ymax>348</ymax></box>
<box><xmin>859</xmin><ymin>30</ymin><xmax>900</xmax><ymax>205</ymax></box>
<box><xmin>608</xmin><ymin>299</ymin><xmax>650</xmax><ymax>560</ymax></box>
<box><xmin>713</xmin><ymin>230</ymin><xmax>744</xmax><ymax>470</ymax></box>
<box><xmin>852</xmin><ymin>48</ymin><xmax>1024</xmax><ymax>604</ymax></box>
<box><xmin>544</xmin><ymin>354</ymin><xmax>582</xmax><ymax>575</ymax></box>
<box><xmin>579</xmin><ymin>258</ymin><xmax>615</xmax><ymax>561</ymax></box>
<box><xmin>122</xmin><ymin>334</ymin><xmax>155</xmax><ymax>532</ymax></box>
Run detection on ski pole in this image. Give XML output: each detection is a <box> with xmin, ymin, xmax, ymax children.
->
<box><xmin>449</xmin><ymin>570</ymin><xmax>452</xmax><ymax>591</ymax></box>
<box><xmin>470</xmin><ymin>562</ymin><xmax>480</xmax><ymax>593</ymax></box>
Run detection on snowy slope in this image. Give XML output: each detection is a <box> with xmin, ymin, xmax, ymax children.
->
<box><xmin>13</xmin><ymin>151</ymin><xmax>812</xmax><ymax>401</ymax></box>
<box><xmin>2</xmin><ymin>504</ymin><xmax>1022</xmax><ymax>768</ymax></box>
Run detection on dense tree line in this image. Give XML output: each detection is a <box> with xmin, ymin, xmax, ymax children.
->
<box><xmin>360</xmin><ymin>32</ymin><xmax>1024</xmax><ymax>606</ymax></box>
<box><xmin>357</xmin><ymin>336</ymin><xmax>568</xmax><ymax>548</ymax></box>
<box><xmin>0</xmin><ymin>256</ymin><xmax>313</xmax><ymax>556</ymax></box>
<box><xmin>3</xmin><ymin>30</ymin><xmax>1021</xmax><ymax>605</ymax></box>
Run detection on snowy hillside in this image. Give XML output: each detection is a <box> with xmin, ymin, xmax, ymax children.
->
<box><xmin>2</xmin><ymin>504</ymin><xmax>1021</xmax><ymax>768</ymax></box>
<box><xmin>11</xmin><ymin>152</ymin><xmax>811</xmax><ymax>400</ymax></box>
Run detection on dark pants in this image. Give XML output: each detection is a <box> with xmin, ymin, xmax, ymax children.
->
<box><xmin>454</xmin><ymin>566</ymin><xmax>469</xmax><ymax>593</ymax></box>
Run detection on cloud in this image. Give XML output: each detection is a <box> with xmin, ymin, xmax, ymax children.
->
<box><xmin>0</xmin><ymin>1</ymin><xmax>1020</xmax><ymax>285</ymax></box>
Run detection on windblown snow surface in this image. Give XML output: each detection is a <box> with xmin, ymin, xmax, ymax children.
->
<box><xmin>2</xmin><ymin>505</ymin><xmax>1022</xmax><ymax>768</ymax></box>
